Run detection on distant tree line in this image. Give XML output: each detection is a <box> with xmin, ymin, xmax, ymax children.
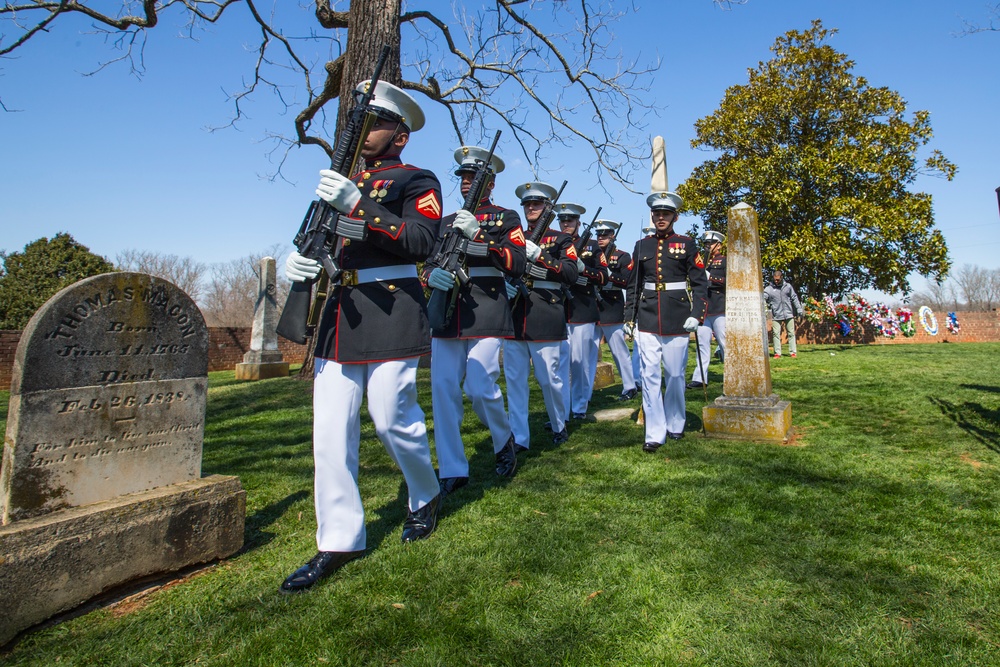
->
<box><xmin>0</xmin><ymin>234</ymin><xmax>289</xmax><ymax>330</ymax></box>
<box><xmin>910</xmin><ymin>265</ymin><xmax>1000</xmax><ymax>313</ymax></box>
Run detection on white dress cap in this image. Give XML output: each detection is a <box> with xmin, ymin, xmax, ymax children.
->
<box><xmin>453</xmin><ymin>146</ymin><xmax>506</xmax><ymax>175</ymax></box>
<box><xmin>645</xmin><ymin>191</ymin><xmax>683</xmax><ymax>211</ymax></box>
<box><xmin>355</xmin><ymin>80</ymin><xmax>425</xmax><ymax>132</ymax></box>
<box><xmin>514</xmin><ymin>181</ymin><xmax>558</xmax><ymax>202</ymax></box>
<box><xmin>593</xmin><ymin>219</ymin><xmax>621</xmax><ymax>233</ymax></box>
<box><xmin>702</xmin><ymin>230</ymin><xmax>725</xmax><ymax>245</ymax></box>
<box><xmin>556</xmin><ymin>202</ymin><xmax>586</xmax><ymax>218</ymax></box>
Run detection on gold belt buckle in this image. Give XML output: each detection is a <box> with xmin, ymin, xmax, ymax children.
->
<box><xmin>341</xmin><ymin>270</ymin><xmax>358</xmax><ymax>287</ymax></box>
<box><xmin>525</xmin><ymin>279</ymin><xmax>534</xmax><ymax>289</ymax></box>
<box><xmin>656</xmin><ymin>282</ymin><xmax>667</xmax><ymax>291</ymax></box>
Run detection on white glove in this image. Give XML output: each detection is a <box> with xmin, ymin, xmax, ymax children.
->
<box><xmin>316</xmin><ymin>169</ymin><xmax>362</xmax><ymax>214</ymax></box>
<box><xmin>683</xmin><ymin>317</ymin><xmax>700</xmax><ymax>333</ymax></box>
<box><xmin>623</xmin><ymin>321</ymin><xmax>635</xmax><ymax>339</ymax></box>
<box><xmin>505</xmin><ymin>281</ymin><xmax>519</xmax><ymax>300</ymax></box>
<box><xmin>428</xmin><ymin>268</ymin><xmax>457</xmax><ymax>291</ymax></box>
<box><xmin>576</xmin><ymin>259</ymin><xmax>586</xmax><ymax>273</ymax></box>
<box><xmin>525</xmin><ymin>240</ymin><xmax>542</xmax><ymax>263</ymax></box>
<box><xmin>285</xmin><ymin>251</ymin><xmax>322</xmax><ymax>282</ymax></box>
<box><xmin>452</xmin><ymin>210</ymin><xmax>480</xmax><ymax>240</ymax></box>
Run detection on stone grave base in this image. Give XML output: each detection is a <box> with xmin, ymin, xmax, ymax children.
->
<box><xmin>703</xmin><ymin>394</ymin><xmax>792</xmax><ymax>442</ymax></box>
<box><xmin>0</xmin><ymin>475</ymin><xmax>245</xmax><ymax>645</ymax></box>
<box><xmin>594</xmin><ymin>361</ymin><xmax>614</xmax><ymax>390</ymax></box>
<box><xmin>235</xmin><ymin>361</ymin><xmax>290</xmax><ymax>381</ymax></box>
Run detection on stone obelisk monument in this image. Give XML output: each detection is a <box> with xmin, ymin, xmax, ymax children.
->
<box><xmin>235</xmin><ymin>257</ymin><xmax>289</xmax><ymax>380</ymax></box>
<box><xmin>702</xmin><ymin>203</ymin><xmax>792</xmax><ymax>441</ymax></box>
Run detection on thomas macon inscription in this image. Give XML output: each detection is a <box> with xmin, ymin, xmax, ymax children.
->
<box><xmin>1</xmin><ymin>273</ymin><xmax>210</xmax><ymax>523</ymax></box>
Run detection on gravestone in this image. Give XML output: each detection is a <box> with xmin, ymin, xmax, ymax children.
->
<box><xmin>702</xmin><ymin>203</ymin><xmax>792</xmax><ymax>441</ymax></box>
<box><xmin>0</xmin><ymin>273</ymin><xmax>245</xmax><ymax>645</ymax></box>
<box><xmin>235</xmin><ymin>257</ymin><xmax>289</xmax><ymax>380</ymax></box>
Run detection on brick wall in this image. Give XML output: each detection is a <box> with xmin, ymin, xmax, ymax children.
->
<box><xmin>0</xmin><ymin>328</ymin><xmax>309</xmax><ymax>390</ymax></box>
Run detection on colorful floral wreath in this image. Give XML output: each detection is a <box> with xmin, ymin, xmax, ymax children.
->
<box><xmin>803</xmin><ymin>294</ymin><xmax>918</xmax><ymax>339</ymax></box>
<box><xmin>918</xmin><ymin>306</ymin><xmax>938</xmax><ymax>336</ymax></box>
<box><xmin>946</xmin><ymin>312</ymin><xmax>960</xmax><ymax>335</ymax></box>
<box><xmin>897</xmin><ymin>308</ymin><xmax>915</xmax><ymax>337</ymax></box>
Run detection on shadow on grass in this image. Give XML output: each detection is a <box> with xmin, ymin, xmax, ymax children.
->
<box><xmin>244</xmin><ymin>489</ymin><xmax>311</xmax><ymax>550</ymax></box>
<box><xmin>929</xmin><ymin>396</ymin><xmax>1000</xmax><ymax>454</ymax></box>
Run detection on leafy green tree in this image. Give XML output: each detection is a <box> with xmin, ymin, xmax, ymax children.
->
<box><xmin>678</xmin><ymin>20</ymin><xmax>956</xmax><ymax>297</ymax></box>
<box><xmin>0</xmin><ymin>233</ymin><xmax>115</xmax><ymax>329</ymax></box>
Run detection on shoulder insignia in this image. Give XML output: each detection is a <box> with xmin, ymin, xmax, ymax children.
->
<box><xmin>508</xmin><ymin>226</ymin><xmax>526</xmax><ymax>247</ymax></box>
<box><xmin>695</xmin><ymin>252</ymin><xmax>705</xmax><ymax>269</ymax></box>
<box><xmin>600</xmin><ymin>253</ymin><xmax>608</xmax><ymax>267</ymax></box>
<box><xmin>416</xmin><ymin>190</ymin><xmax>441</xmax><ymax>219</ymax></box>
<box><xmin>566</xmin><ymin>245</ymin><xmax>579</xmax><ymax>261</ymax></box>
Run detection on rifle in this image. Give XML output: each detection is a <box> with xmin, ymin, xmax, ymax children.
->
<box><xmin>571</xmin><ymin>207</ymin><xmax>602</xmax><ymax>298</ymax></box>
<box><xmin>507</xmin><ymin>179</ymin><xmax>568</xmax><ymax>307</ymax></box>
<box><xmin>426</xmin><ymin>130</ymin><xmax>502</xmax><ymax>331</ymax></box>
<box><xmin>276</xmin><ymin>46</ymin><xmax>391</xmax><ymax>344</ymax></box>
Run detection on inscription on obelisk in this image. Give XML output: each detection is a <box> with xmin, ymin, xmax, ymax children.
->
<box><xmin>1</xmin><ymin>272</ymin><xmax>209</xmax><ymax>523</ymax></box>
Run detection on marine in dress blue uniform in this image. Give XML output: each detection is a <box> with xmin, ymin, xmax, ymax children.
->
<box><xmin>559</xmin><ymin>204</ymin><xmax>609</xmax><ymax>418</ymax></box>
<box><xmin>630</xmin><ymin>223</ymin><xmax>655</xmax><ymax>384</ymax></box>
<box><xmin>281</xmin><ymin>81</ymin><xmax>443</xmax><ymax>593</ymax></box>
<box><xmin>624</xmin><ymin>191</ymin><xmax>709</xmax><ymax>451</ymax></box>
<box><xmin>593</xmin><ymin>220</ymin><xmax>638</xmax><ymax>401</ymax></box>
<box><xmin>688</xmin><ymin>230</ymin><xmax>726</xmax><ymax>388</ymax></box>
<box><xmin>423</xmin><ymin>146</ymin><xmax>527</xmax><ymax>496</ymax></box>
<box><xmin>503</xmin><ymin>182</ymin><xmax>580</xmax><ymax>450</ymax></box>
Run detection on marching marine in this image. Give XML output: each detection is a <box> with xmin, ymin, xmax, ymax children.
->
<box><xmin>503</xmin><ymin>182</ymin><xmax>580</xmax><ymax>451</ymax></box>
<box><xmin>593</xmin><ymin>220</ymin><xmax>638</xmax><ymax>401</ymax></box>
<box><xmin>688</xmin><ymin>230</ymin><xmax>727</xmax><ymax>389</ymax></box>
<box><xmin>559</xmin><ymin>204</ymin><xmax>608</xmax><ymax>419</ymax></box>
<box><xmin>625</xmin><ymin>191</ymin><xmax>708</xmax><ymax>451</ymax></box>
<box><xmin>630</xmin><ymin>222</ymin><xmax>656</xmax><ymax>385</ymax></box>
<box><xmin>423</xmin><ymin>146</ymin><xmax>527</xmax><ymax>496</ymax></box>
<box><xmin>281</xmin><ymin>81</ymin><xmax>443</xmax><ymax>592</ymax></box>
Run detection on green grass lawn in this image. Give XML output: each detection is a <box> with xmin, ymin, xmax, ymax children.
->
<box><xmin>2</xmin><ymin>343</ymin><xmax>999</xmax><ymax>665</ymax></box>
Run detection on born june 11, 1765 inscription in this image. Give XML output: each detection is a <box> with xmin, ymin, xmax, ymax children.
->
<box><xmin>1</xmin><ymin>272</ymin><xmax>210</xmax><ymax>524</ymax></box>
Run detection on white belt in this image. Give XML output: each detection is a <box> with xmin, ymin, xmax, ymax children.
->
<box><xmin>602</xmin><ymin>284</ymin><xmax>622</xmax><ymax>291</ymax></box>
<box><xmin>530</xmin><ymin>280</ymin><xmax>561</xmax><ymax>289</ymax></box>
<box><xmin>643</xmin><ymin>281</ymin><xmax>686</xmax><ymax>291</ymax></box>
<box><xmin>469</xmin><ymin>267</ymin><xmax>503</xmax><ymax>278</ymax></box>
<box><xmin>346</xmin><ymin>265</ymin><xmax>417</xmax><ymax>285</ymax></box>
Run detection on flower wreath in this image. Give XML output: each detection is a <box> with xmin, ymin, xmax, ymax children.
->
<box><xmin>918</xmin><ymin>306</ymin><xmax>938</xmax><ymax>336</ymax></box>
<box><xmin>947</xmin><ymin>312</ymin><xmax>960</xmax><ymax>335</ymax></box>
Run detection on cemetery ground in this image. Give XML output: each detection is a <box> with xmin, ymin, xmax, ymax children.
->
<box><xmin>2</xmin><ymin>343</ymin><xmax>999</xmax><ymax>666</ymax></box>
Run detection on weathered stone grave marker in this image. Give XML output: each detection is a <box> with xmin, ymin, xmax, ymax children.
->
<box><xmin>235</xmin><ymin>256</ymin><xmax>289</xmax><ymax>380</ymax></box>
<box><xmin>0</xmin><ymin>272</ymin><xmax>245</xmax><ymax>645</ymax></box>
<box><xmin>702</xmin><ymin>203</ymin><xmax>792</xmax><ymax>441</ymax></box>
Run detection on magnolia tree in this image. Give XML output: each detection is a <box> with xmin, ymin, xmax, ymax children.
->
<box><xmin>678</xmin><ymin>20</ymin><xmax>956</xmax><ymax>297</ymax></box>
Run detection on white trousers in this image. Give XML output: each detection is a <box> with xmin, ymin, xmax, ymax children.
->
<box><xmin>690</xmin><ymin>314</ymin><xmax>727</xmax><ymax>384</ymax></box>
<box><xmin>567</xmin><ymin>322</ymin><xmax>599</xmax><ymax>414</ymax></box>
<box><xmin>431</xmin><ymin>337</ymin><xmax>511</xmax><ymax>478</ymax></box>
<box><xmin>557</xmin><ymin>337</ymin><xmax>570</xmax><ymax>420</ymax></box>
<box><xmin>637</xmin><ymin>331</ymin><xmax>690</xmax><ymax>443</ymax></box>
<box><xmin>631</xmin><ymin>334</ymin><xmax>641</xmax><ymax>381</ymax></box>
<box><xmin>503</xmin><ymin>340</ymin><xmax>567</xmax><ymax>449</ymax></box>
<box><xmin>597</xmin><ymin>322</ymin><xmax>636</xmax><ymax>392</ymax></box>
<box><xmin>313</xmin><ymin>357</ymin><xmax>439</xmax><ymax>552</ymax></box>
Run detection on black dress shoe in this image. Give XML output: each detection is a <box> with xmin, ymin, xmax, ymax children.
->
<box><xmin>439</xmin><ymin>476</ymin><xmax>469</xmax><ymax>497</ymax></box>
<box><xmin>642</xmin><ymin>441</ymin><xmax>662</xmax><ymax>453</ymax></box>
<box><xmin>571</xmin><ymin>412</ymin><xmax>588</xmax><ymax>420</ymax></box>
<box><xmin>686</xmin><ymin>381</ymin><xmax>705</xmax><ymax>390</ymax></box>
<box><xmin>495</xmin><ymin>437</ymin><xmax>518</xmax><ymax>477</ymax></box>
<box><xmin>552</xmin><ymin>427</ymin><xmax>569</xmax><ymax>445</ymax></box>
<box><xmin>618</xmin><ymin>388</ymin><xmax>638</xmax><ymax>401</ymax></box>
<box><xmin>514</xmin><ymin>443</ymin><xmax>529</xmax><ymax>454</ymax></box>
<box><xmin>667</xmin><ymin>431</ymin><xmax>684</xmax><ymax>440</ymax></box>
<box><xmin>543</xmin><ymin>421</ymin><xmax>554</xmax><ymax>431</ymax></box>
<box><xmin>401</xmin><ymin>495</ymin><xmax>441</xmax><ymax>543</ymax></box>
<box><xmin>280</xmin><ymin>550</ymin><xmax>364</xmax><ymax>593</ymax></box>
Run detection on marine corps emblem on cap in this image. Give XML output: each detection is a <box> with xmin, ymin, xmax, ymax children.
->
<box><xmin>515</xmin><ymin>181</ymin><xmax>558</xmax><ymax>202</ymax></box>
<box><xmin>645</xmin><ymin>191</ymin><xmax>683</xmax><ymax>212</ymax></box>
<box><xmin>557</xmin><ymin>203</ymin><xmax>586</xmax><ymax>218</ymax></box>
<box><xmin>355</xmin><ymin>80</ymin><xmax>425</xmax><ymax>132</ymax></box>
<box><xmin>454</xmin><ymin>145</ymin><xmax>505</xmax><ymax>176</ymax></box>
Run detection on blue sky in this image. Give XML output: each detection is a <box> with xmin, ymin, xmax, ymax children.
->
<box><xmin>1</xmin><ymin>1</ymin><xmax>997</xmax><ymax>297</ymax></box>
